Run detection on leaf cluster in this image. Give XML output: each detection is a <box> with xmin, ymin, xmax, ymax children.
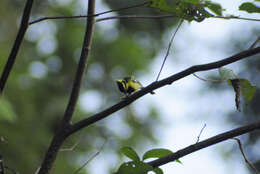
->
<box><xmin>116</xmin><ymin>147</ymin><xmax>181</xmax><ymax>174</ymax></box>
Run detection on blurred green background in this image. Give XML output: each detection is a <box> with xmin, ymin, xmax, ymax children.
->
<box><xmin>0</xmin><ymin>0</ymin><xmax>259</xmax><ymax>174</ymax></box>
<box><xmin>0</xmin><ymin>0</ymin><xmax>177</xmax><ymax>173</ymax></box>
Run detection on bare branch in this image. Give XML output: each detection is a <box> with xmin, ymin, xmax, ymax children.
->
<box><xmin>196</xmin><ymin>124</ymin><xmax>206</xmax><ymax>143</ymax></box>
<box><xmin>29</xmin><ymin>1</ymin><xmax>150</xmax><ymax>25</ymax></box>
<box><xmin>213</xmin><ymin>15</ymin><xmax>260</xmax><ymax>22</ymax></box>
<box><xmin>0</xmin><ymin>0</ymin><xmax>34</xmax><ymax>94</ymax></box>
<box><xmin>250</xmin><ymin>36</ymin><xmax>260</xmax><ymax>49</ymax></box>
<box><xmin>73</xmin><ymin>140</ymin><xmax>107</xmax><ymax>174</ymax></box>
<box><xmin>62</xmin><ymin>0</ymin><xmax>96</xmax><ymax>125</ymax></box>
<box><xmin>112</xmin><ymin>121</ymin><xmax>260</xmax><ymax>174</ymax></box>
<box><xmin>37</xmin><ymin>1</ymin><xmax>96</xmax><ymax>174</ymax></box>
<box><xmin>60</xmin><ymin>132</ymin><xmax>84</xmax><ymax>152</ymax></box>
<box><xmin>68</xmin><ymin>47</ymin><xmax>260</xmax><ymax>135</ymax></box>
<box><xmin>148</xmin><ymin>120</ymin><xmax>260</xmax><ymax>168</ymax></box>
<box><xmin>59</xmin><ymin>141</ymin><xmax>80</xmax><ymax>152</ymax></box>
<box><xmin>156</xmin><ymin>19</ymin><xmax>184</xmax><ymax>81</ymax></box>
<box><xmin>96</xmin><ymin>15</ymin><xmax>176</xmax><ymax>22</ymax></box>
<box><xmin>233</xmin><ymin>138</ymin><xmax>260</xmax><ymax>174</ymax></box>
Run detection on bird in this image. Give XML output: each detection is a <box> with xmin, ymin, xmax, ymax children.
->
<box><xmin>116</xmin><ymin>76</ymin><xmax>155</xmax><ymax>96</ymax></box>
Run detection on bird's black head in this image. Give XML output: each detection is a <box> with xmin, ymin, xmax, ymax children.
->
<box><xmin>116</xmin><ymin>79</ymin><xmax>126</xmax><ymax>93</ymax></box>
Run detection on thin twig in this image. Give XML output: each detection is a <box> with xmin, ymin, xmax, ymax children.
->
<box><xmin>73</xmin><ymin>140</ymin><xmax>107</xmax><ymax>174</ymax></box>
<box><xmin>96</xmin><ymin>15</ymin><xmax>176</xmax><ymax>22</ymax></box>
<box><xmin>29</xmin><ymin>1</ymin><xmax>150</xmax><ymax>25</ymax></box>
<box><xmin>250</xmin><ymin>37</ymin><xmax>260</xmax><ymax>49</ymax></box>
<box><xmin>233</xmin><ymin>138</ymin><xmax>259</xmax><ymax>174</ymax></box>
<box><xmin>196</xmin><ymin>124</ymin><xmax>206</xmax><ymax>143</ymax></box>
<box><xmin>193</xmin><ymin>73</ymin><xmax>223</xmax><ymax>83</ymax></box>
<box><xmin>213</xmin><ymin>15</ymin><xmax>260</xmax><ymax>22</ymax></box>
<box><xmin>0</xmin><ymin>0</ymin><xmax>34</xmax><ymax>94</ymax></box>
<box><xmin>60</xmin><ymin>141</ymin><xmax>80</xmax><ymax>152</ymax></box>
<box><xmin>156</xmin><ymin>19</ymin><xmax>184</xmax><ymax>81</ymax></box>
<box><xmin>60</xmin><ymin>132</ymin><xmax>84</xmax><ymax>152</ymax></box>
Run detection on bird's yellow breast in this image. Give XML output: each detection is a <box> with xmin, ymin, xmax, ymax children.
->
<box><xmin>127</xmin><ymin>80</ymin><xmax>142</xmax><ymax>90</ymax></box>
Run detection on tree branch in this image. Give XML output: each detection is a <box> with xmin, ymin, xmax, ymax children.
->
<box><xmin>0</xmin><ymin>0</ymin><xmax>34</xmax><ymax>94</ymax></box>
<box><xmin>37</xmin><ymin>1</ymin><xmax>96</xmax><ymax>174</ymax></box>
<box><xmin>68</xmin><ymin>46</ymin><xmax>260</xmax><ymax>135</ymax></box>
<box><xmin>29</xmin><ymin>1</ymin><xmax>150</xmax><ymax>25</ymax></box>
<box><xmin>213</xmin><ymin>15</ymin><xmax>260</xmax><ymax>22</ymax></box>
<box><xmin>62</xmin><ymin>0</ymin><xmax>96</xmax><ymax>125</ymax></box>
<box><xmin>233</xmin><ymin>138</ymin><xmax>260</xmax><ymax>174</ymax></box>
<box><xmin>196</xmin><ymin>123</ymin><xmax>206</xmax><ymax>143</ymax></box>
<box><xmin>96</xmin><ymin>15</ymin><xmax>176</xmax><ymax>22</ymax></box>
<box><xmin>156</xmin><ymin>19</ymin><xmax>183</xmax><ymax>81</ymax></box>
<box><xmin>148</xmin><ymin>120</ymin><xmax>260</xmax><ymax>168</ymax></box>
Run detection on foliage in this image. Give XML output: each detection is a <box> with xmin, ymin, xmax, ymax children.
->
<box><xmin>239</xmin><ymin>2</ymin><xmax>260</xmax><ymax>13</ymax></box>
<box><xmin>117</xmin><ymin>147</ymin><xmax>181</xmax><ymax>173</ymax></box>
<box><xmin>219</xmin><ymin>67</ymin><xmax>256</xmax><ymax>111</ymax></box>
<box><xmin>149</xmin><ymin>0</ymin><xmax>219</xmax><ymax>22</ymax></box>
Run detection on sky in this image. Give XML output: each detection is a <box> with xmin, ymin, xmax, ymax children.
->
<box><xmin>143</xmin><ymin>1</ymin><xmax>259</xmax><ymax>174</ymax></box>
<box><xmin>76</xmin><ymin>0</ymin><xmax>260</xmax><ymax>174</ymax></box>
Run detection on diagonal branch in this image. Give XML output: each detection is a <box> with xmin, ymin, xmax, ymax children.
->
<box><xmin>233</xmin><ymin>138</ymin><xmax>260</xmax><ymax>174</ymax></box>
<box><xmin>148</xmin><ymin>120</ymin><xmax>260</xmax><ymax>168</ymax></box>
<box><xmin>111</xmin><ymin>120</ymin><xmax>260</xmax><ymax>174</ymax></box>
<box><xmin>156</xmin><ymin>19</ymin><xmax>184</xmax><ymax>81</ymax></box>
<box><xmin>96</xmin><ymin>15</ymin><xmax>176</xmax><ymax>22</ymax></box>
<box><xmin>68</xmin><ymin>46</ymin><xmax>260</xmax><ymax>135</ymax></box>
<box><xmin>29</xmin><ymin>1</ymin><xmax>150</xmax><ymax>25</ymax></box>
<box><xmin>0</xmin><ymin>0</ymin><xmax>34</xmax><ymax>94</ymax></box>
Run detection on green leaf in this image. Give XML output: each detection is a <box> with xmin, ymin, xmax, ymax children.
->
<box><xmin>239</xmin><ymin>78</ymin><xmax>256</xmax><ymax>103</ymax></box>
<box><xmin>239</xmin><ymin>2</ymin><xmax>260</xmax><ymax>13</ymax></box>
<box><xmin>143</xmin><ymin>148</ymin><xmax>173</xmax><ymax>160</ymax></box>
<box><xmin>153</xmin><ymin>167</ymin><xmax>164</xmax><ymax>174</ymax></box>
<box><xmin>218</xmin><ymin>67</ymin><xmax>237</xmax><ymax>80</ymax></box>
<box><xmin>120</xmin><ymin>147</ymin><xmax>140</xmax><ymax>161</ymax></box>
<box><xmin>150</xmin><ymin>0</ymin><xmax>172</xmax><ymax>12</ymax></box>
<box><xmin>204</xmin><ymin>1</ymin><xmax>223</xmax><ymax>16</ymax></box>
<box><xmin>149</xmin><ymin>0</ymin><xmax>212</xmax><ymax>22</ymax></box>
<box><xmin>185</xmin><ymin>0</ymin><xmax>200</xmax><ymax>5</ymax></box>
<box><xmin>117</xmin><ymin>161</ymin><xmax>153</xmax><ymax>174</ymax></box>
<box><xmin>176</xmin><ymin>159</ymin><xmax>183</xmax><ymax>164</ymax></box>
<box><xmin>0</xmin><ymin>97</ymin><xmax>16</xmax><ymax>122</ymax></box>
